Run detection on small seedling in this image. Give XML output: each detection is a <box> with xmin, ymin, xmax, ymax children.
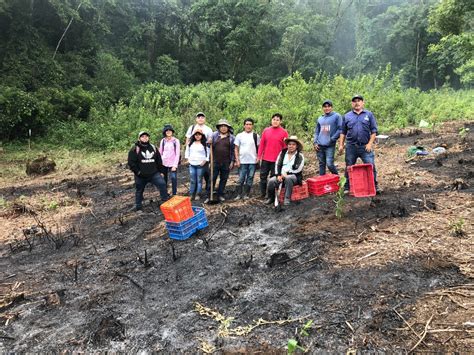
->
<box><xmin>449</xmin><ymin>218</ymin><xmax>466</xmax><ymax>237</ymax></box>
<box><xmin>459</xmin><ymin>127</ymin><xmax>470</xmax><ymax>139</ymax></box>
<box><xmin>334</xmin><ymin>176</ymin><xmax>347</xmax><ymax>218</ymax></box>
<box><xmin>287</xmin><ymin>338</ymin><xmax>305</xmax><ymax>354</ymax></box>
<box><xmin>300</xmin><ymin>320</ymin><xmax>313</xmax><ymax>337</ymax></box>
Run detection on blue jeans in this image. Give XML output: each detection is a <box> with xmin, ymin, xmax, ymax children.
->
<box><xmin>135</xmin><ymin>173</ymin><xmax>169</xmax><ymax>209</ymax></box>
<box><xmin>212</xmin><ymin>162</ymin><xmax>230</xmax><ymax>197</ymax></box>
<box><xmin>163</xmin><ymin>167</ymin><xmax>178</xmax><ymax>195</ymax></box>
<box><xmin>238</xmin><ymin>164</ymin><xmax>256</xmax><ymax>187</ymax></box>
<box><xmin>344</xmin><ymin>144</ymin><xmax>378</xmax><ymax>189</ymax></box>
<box><xmin>317</xmin><ymin>145</ymin><xmax>338</xmax><ymax>175</ymax></box>
<box><xmin>189</xmin><ymin>165</ymin><xmax>205</xmax><ymax>195</ymax></box>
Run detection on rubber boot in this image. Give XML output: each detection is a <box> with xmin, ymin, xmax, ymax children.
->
<box><xmin>243</xmin><ymin>185</ymin><xmax>251</xmax><ymax>200</ymax></box>
<box><xmin>234</xmin><ymin>185</ymin><xmax>242</xmax><ymax>200</ymax></box>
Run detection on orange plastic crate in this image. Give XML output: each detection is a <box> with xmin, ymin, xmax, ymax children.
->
<box><xmin>279</xmin><ymin>181</ymin><xmax>309</xmax><ymax>202</ymax></box>
<box><xmin>160</xmin><ymin>196</ymin><xmax>194</xmax><ymax>222</ymax></box>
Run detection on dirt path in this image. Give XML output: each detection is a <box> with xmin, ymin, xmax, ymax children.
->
<box><xmin>0</xmin><ymin>122</ymin><xmax>472</xmax><ymax>352</ymax></box>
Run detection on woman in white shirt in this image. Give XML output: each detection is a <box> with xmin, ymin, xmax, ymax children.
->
<box><xmin>185</xmin><ymin>129</ymin><xmax>209</xmax><ymax>200</ymax></box>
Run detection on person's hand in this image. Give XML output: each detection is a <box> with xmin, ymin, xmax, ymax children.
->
<box><xmin>235</xmin><ymin>161</ymin><xmax>240</xmax><ymax>168</ymax></box>
<box><xmin>258</xmin><ymin>159</ymin><xmax>262</xmax><ymax>166</ymax></box>
<box><xmin>277</xmin><ymin>175</ymin><xmax>283</xmax><ymax>182</ymax></box>
<box><xmin>160</xmin><ymin>173</ymin><xmax>164</xmax><ymax>177</ymax></box>
<box><xmin>314</xmin><ymin>144</ymin><xmax>320</xmax><ymax>152</ymax></box>
<box><xmin>230</xmin><ymin>162</ymin><xmax>234</xmax><ymax>170</ymax></box>
<box><xmin>171</xmin><ymin>167</ymin><xmax>177</xmax><ymax>172</ymax></box>
<box><xmin>365</xmin><ymin>142</ymin><xmax>373</xmax><ymax>152</ymax></box>
<box><xmin>200</xmin><ymin>160</ymin><xmax>207</xmax><ymax>166</ymax></box>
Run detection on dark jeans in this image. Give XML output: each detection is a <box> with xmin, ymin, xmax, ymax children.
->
<box><xmin>238</xmin><ymin>164</ymin><xmax>256</xmax><ymax>187</ymax></box>
<box><xmin>212</xmin><ymin>162</ymin><xmax>230</xmax><ymax>197</ymax></box>
<box><xmin>135</xmin><ymin>173</ymin><xmax>169</xmax><ymax>209</ymax></box>
<box><xmin>317</xmin><ymin>145</ymin><xmax>338</xmax><ymax>175</ymax></box>
<box><xmin>189</xmin><ymin>165</ymin><xmax>204</xmax><ymax>195</ymax></box>
<box><xmin>267</xmin><ymin>175</ymin><xmax>297</xmax><ymax>200</ymax></box>
<box><xmin>344</xmin><ymin>144</ymin><xmax>378</xmax><ymax>189</ymax></box>
<box><xmin>259</xmin><ymin>160</ymin><xmax>275</xmax><ymax>196</ymax></box>
<box><xmin>163</xmin><ymin>167</ymin><xmax>178</xmax><ymax>195</ymax></box>
<box><xmin>203</xmin><ymin>162</ymin><xmax>210</xmax><ymax>191</ymax></box>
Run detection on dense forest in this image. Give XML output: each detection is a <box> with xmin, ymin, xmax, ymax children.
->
<box><xmin>0</xmin><ymin>0</ymin><xmax>473</xmax><ymax>145</ymax></box>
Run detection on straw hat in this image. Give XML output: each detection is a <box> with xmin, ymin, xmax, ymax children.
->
<box><xmin>284</xmin><ymin>135</ymin><xmax>303</xmax><ymax>151</ymax></box>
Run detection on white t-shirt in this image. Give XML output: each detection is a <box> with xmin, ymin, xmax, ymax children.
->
<box><xmin>235</xmin><ymin>131</ymin><xmax>260</xmax><ymax>164</ymax></box>
<box><xmin>185</xmin><ymin>124</ymin><xmax>213</xmax><ymax>140</ymax></box>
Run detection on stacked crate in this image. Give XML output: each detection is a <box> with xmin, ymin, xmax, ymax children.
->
<box><xmin>307</xmin><ymin>174</ymin><xmax>340</xmax><ymax>196</ymax></box>
<box><xmin>278</xmin><ymin>181</ymin><xmax>309</xmax><ymax>202</ymax></box>
<box><xmin>160</xmin><ymin>196</ymin><xmax>208</xmax><ymax>240</ymax></box>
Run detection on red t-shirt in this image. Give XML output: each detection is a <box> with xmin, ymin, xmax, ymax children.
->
<box><xmin>257</xmin><ymin>126</ymin><xmax>289</xmax><ymax>162</ymax></box>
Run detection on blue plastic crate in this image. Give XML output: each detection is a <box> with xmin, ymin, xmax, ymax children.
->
<box><xmin>192</xmin><ymin>206</ymin><xmax>208</xmax><ymax>230</ymax></box>
<box><xmin>166</xmin><ymin>215</ymin><xmax>197</xmax><ymax>240</ymax></box>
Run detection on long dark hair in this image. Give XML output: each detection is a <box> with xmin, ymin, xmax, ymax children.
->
<box><xmin>189</xmin><ymin>133</ymin><xmax>207</xmax><ymax>147</ymax></box>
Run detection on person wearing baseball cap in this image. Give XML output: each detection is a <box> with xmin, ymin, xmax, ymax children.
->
<box><xmin>128</xmin><ymin>131</ymin><xmax>169</xmax><ymax>212</ymax></box>
<box><xmin>313</xmin><ymin>99</ymin><xmax>342</xmax><ymax>176</ymax></box>
<box><xmin>339</xmin><ymin>95</ymin><xmax>380</xmax><ymax>193</ymax></box>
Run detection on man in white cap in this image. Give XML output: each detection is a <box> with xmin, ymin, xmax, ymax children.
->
<box><xmin>128</xmin><ymin>131</ymin><xmax>169</xmax><ymax>212</ymax></box>
<box><xmin>265</xmin><ymin>136</ymin><xmax>305</xmax><ymax>206</ymax></box>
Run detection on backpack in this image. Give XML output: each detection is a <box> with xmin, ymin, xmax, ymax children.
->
<box><xmin>252</xmin><ymin>132</ymin><xmax>259</xmax><ymax>152</ymax></box>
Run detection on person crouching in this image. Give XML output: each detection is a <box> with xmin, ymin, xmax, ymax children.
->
<box><xmin>128</xmin><ymin>131</ymin><xmax>170</xmax><ymax>212</ymax></box>
<box><xmin>265</xmin><ymin>136</ymin><xmax>305</xmax><ymax>206</ymax></box>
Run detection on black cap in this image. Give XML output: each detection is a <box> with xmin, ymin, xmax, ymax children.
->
<box><xmin>351</xmin><ymin>94</ymin><xmax>364</xmax><ymax>101</ymax></box>
<box><xmin>322</xmin><ymin>100</ymin><xmax>333</xmax><ymax>107</ymax></box>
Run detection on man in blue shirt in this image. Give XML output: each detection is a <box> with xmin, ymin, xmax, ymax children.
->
<box><xmin>313</xmin><ymin>99</ymin><xmax>342</xmax><ymax>175</ymax></box>
<box><xmin>339</xmin><ymin>95</ymin><xmax>379</xmax><ymax>193</ymax></box>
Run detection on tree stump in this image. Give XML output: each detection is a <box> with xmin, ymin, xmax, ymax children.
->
<box><xmin>26</xmin><ymin>156</ymin><xmax>56</xmax><ymax>176</ymax></box>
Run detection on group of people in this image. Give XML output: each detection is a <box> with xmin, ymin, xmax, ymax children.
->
<box><xmin>127</xmin><ymin>95</ymin><xmax>379</xmax><ymax>212</ymax></box>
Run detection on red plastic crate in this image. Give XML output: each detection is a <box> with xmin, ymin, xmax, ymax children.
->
<box><xmin>279</xmin><ymin>181</ymin><xmax>309</xmax><ymax>202</ymax></box>
<box><xmin>348</xmin><ymin>164</ymin><xmax>376</xmax><ymax>197</ymax></box>
<box><xmin>307</xmin><ymin>174</ymin><xmax>340</xmax><ymax>196</ymax></box>
<box><xmin>160</xmin><ymin>196</ymin><xmax>194</xmax><ymax>222</ymax></box>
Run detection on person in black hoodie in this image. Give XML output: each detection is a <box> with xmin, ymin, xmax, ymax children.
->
<box><xmin>128</xmin><ymin>131</ymin><xmax>169</xmax><ymax>211</ymax></box>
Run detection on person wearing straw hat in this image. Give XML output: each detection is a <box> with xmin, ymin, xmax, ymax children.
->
<box><xmin>205</xmin><ymin>119</ymin><xmax>235</xmax><ymax>203</ymax></box>
<box><xmin>128</xmin><ymin>131</ymin><xmax>169</xmax><ymax>212</ymax></box>
<box><xmin>159</xmin><ymin>124</ymin><xmax>180</xmax><ymax>196</ymax></box>
<box><xmin>265</xmin><ymin>136</ymin><xmax>305</xmax><ymax>206</ymax></box>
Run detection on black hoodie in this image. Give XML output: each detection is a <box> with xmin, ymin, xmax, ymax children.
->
<box><xmin>128</xmin><ymin>142</ymin><xmax>166</xmax><ymax>178</ymax></box>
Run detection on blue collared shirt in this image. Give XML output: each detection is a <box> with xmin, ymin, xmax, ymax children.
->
<box><xmin>342</xmin><ymin>109</ymin><xmax>378</xmax><ymax>145</ymax></box>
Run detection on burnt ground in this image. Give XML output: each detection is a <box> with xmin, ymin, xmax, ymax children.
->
<box><xmin>0</xmin><ymin>121</ymin><xmax>473</xmax><ymax>352</ymax></box>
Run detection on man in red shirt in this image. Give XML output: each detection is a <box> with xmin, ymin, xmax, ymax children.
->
<box><xmin>257</xmin><ymin>113</ymin><xmax>289</xmax><ymax>198</ymax></box>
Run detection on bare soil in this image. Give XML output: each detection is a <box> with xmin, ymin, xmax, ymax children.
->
<box><xmin>0</xmin><ymin>121</ymin><xmax>473</xmax><ymax>352</ymax></box>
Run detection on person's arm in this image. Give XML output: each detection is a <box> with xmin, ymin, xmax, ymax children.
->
<box><xmin>338</xmin><ymin>115</ymin><xmax>347</xmax><ymax>154</ymax></box>
<box><xmin>234</xmin><ymin>138</ymin><xmax>240</xmax><ymax>168</ymax></box>
<box><xmin>257</xmin><ymin>129</ymin><xmax>266</xmax><ymax>162</ymax></box>
<box><xmin>314</xmin><ymin>120</ymin><xmax>321</xmax><ymax>151</ymax></box>
<box><xmin>154</xmin><ymin>149</ymin><xmax>167</xmax><ymax>175</ymax></box>
<box><xmin>128</xmin><ymin>148</ymin><xmax>140</xmax><ymax>175</ymax></box>
<box><xmin>172</xmin><ymin>139</ymin><xmax>180</xmax><ymax>169</ymax></box>
<box><xmin>275</xmin><ymin>152</ymin><xmax>283</xmax><ymax>182</ymax></box>
<box><xmin>366</xmin><ymin>112</ymin><xmax>378</xmax><ymax>152</ymax></box>
<box><xmin>330</xmin><ymin>114</ymin><xmax>343</xmax><ymax>144</ymax></box>
<box><xmin>184</xmin><ymin>144</ymin><xmax>190</xmax><ymax>160</ymax></box>
<box><xmin>229</xmin><ymin>135</ymin><xmax>235</xmax><ymax>169</ymax></box>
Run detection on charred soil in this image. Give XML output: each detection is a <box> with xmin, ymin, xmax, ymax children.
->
<box><xmin>0</xmin><ymin>121</ymin><xmax>473</xmax><ymax>352</ymax></box>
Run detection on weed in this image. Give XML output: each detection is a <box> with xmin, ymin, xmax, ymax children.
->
<box><xmin>459</xmin><ymin>127</ymin><xmax>470</xmax><ymax>139</ymax></box>
<box><xmin>287</xmin><ymin>320</ymin><xmax>313</xmax><ymax>354</ymax></box>
<box><xmin>449</xmin><ymin>218</ymin><xmax>466</xmax><ymax>237</ymax></box>
<box><xmin>0</xmin><ymin>196</ymin><xmax>8</xmax><ymax>209</ymax></box>
<box><xmin>287</xmin><ymin>338</ymin><xmax>305</xmax><ymax>354</ymax></box>
<box><xmin>335</xmin><ymin>176</ymin><xmax>347</xmax><ymax>218</ymax></box>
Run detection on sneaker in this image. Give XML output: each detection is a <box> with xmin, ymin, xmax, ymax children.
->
<box><xmin>218</xmin><ymin>196</ymin><xmax>226</xmax><ymax>202</ymax></box>
<box><xmin>130</xmin><ymin>206</ymin><xmax>143</xmax><ymax>213</ymax></box>
<box><xmin>343</xmin><ymin>189</ymin><xmax>350</xmax><ymax>195</ymax></box>
<box><xmin>264</xmin><ymin>198</ymin><xmax>273</xmax><ymax>205</ymax></box>
<box><xmin>376</xmin><ymin>187</ymin><xmax>382</xmax><ymax>195</ymax></box>
<box><xmin>234</xmin><ymin>195</ymin><xmax>241</xmax><ymax>201</ymax></box>
<box><xmin>204</xmin><ymin>198</ymin><xmax>210</xmax><ymax>204</ymax></box>
<box><xmin>243</xmin><ymin>195</ymin><xmax>250</xmax><ymax>200</ymax></box>
<box><xmin>195</xmin><ymin>195</ymin><xmax>201</xmax><ymax>201</ymax></box>
<box><xmin>283</xmin><ymin>198</ymin><xmax>291</xmax><ymax>206</ymax></box>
